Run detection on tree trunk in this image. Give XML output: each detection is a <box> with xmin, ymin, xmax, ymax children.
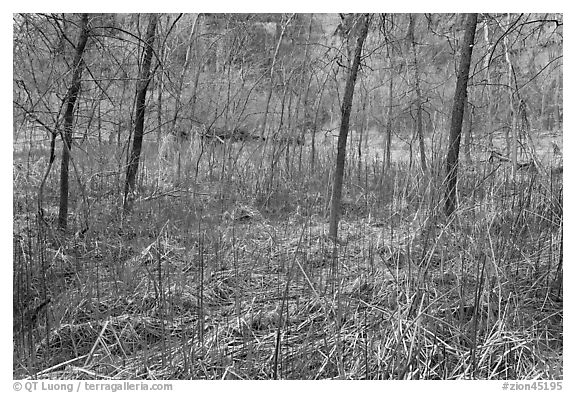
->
<box><xmin>483</xmin><ymin>18</ymin><xmax>494</xmax><ymax>150</ymax></box>
<box><xmin>415</xmin><ymin>82</ymin><xmax>426</xmax><ymax>171</ymax></box>
<box><xmin>464</xmin><ymin>101</ymin><xmax>474</xmax><ymax>164</ymax></box>
<box><xmin>124</xmin><ymin>14</ymin><xmax>158</xmax><ymax>210</ymax></box>
<box><xmin>503</xmin><ymin>13</ymin><xmax>518</xmax><ymax>179</ymax></box>
<box><xmin>310</xmin><ymin>64</ymin><xmax>333</xmax><ymax>173</ymax></box>
<box><xmin>97</xmin><ymin>100</ymin><xmax>102</xmax><ymax>145</ymax></box>
<box><xmin>409</xmin><ymin>15</ymin><xmax>427</xmax><ymax>172</ymax></box>
<box><xmin>156</xmin><ymin>41</ymin><xmax>165</xmax><ymax>150</ymax></box>
<box><xmin>296</xmin><ymin>14</ymin><xmax>314</xmax><ymax>173</ymax></box>
<box><xmin>540</xmin><ymin>84</ymin><xmax>547</xmax><ymax>131</ymax></box>
<box><xmin>328</xmin><ymin>14</ymin><xmax>370</xmax><ymax>241</ymax></box>
<box><xmin>385</xmin><ymin>51</ymin><xmax>393</xmax><ymax>170</ymax></box>
<box><xmin>445</xmin><ymin>13</ymin><xmax>478</xmax><ymax>216</ymax></box>
<box><xmin>58</xmin><ymin>13</ymin><xmax>90</xmax><ymax>231</ymax></box>
<box><xmin>357</xmin><ymin>87</ymin><xmax>367</xmax><ymax>180</ymax></box>
<box><xmin>173</xmin><ymin>15</ymin><xmax>200</xmax><ymax>186</ymax></box>
<box><xmin>259</xmin><ymin>14</ymin><xmax>294</xmax><ymax>139</ymax></box>
<box><xmin>554</xmin><ymin>73</ymin><xmax>562</xmax><ymax>130</ymax></box>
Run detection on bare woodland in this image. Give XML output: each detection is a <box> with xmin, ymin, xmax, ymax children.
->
<box><xmin>13</xmin><ymin>13</ymin><xmax>563</xmax><ymax>380</ymax></box>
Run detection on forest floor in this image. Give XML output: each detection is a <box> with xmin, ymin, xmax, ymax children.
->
<box><xmin>13</xmin><ymin>129</ymin><xmax>563</xmax><ymax>379</ymax></box>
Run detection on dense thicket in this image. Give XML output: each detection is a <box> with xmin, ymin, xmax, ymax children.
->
<box><xmin>13</xmin><ymin>13</ymin><xmax>562</xmax><ymax>380</ymax></box>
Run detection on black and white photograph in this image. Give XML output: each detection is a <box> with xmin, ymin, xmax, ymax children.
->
<box><xmin>12</xmin><ymin>11</ymin><xmax>563</xmax><ymax>382</ymax></box>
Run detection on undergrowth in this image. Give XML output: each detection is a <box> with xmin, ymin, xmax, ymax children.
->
<box><xmin>13</xmin><ymin>135</ymin><xmax>563</xmax><ymax>380</ymax></box>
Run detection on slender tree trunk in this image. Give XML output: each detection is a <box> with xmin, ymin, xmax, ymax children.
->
<box><xmin>155</xmin><ymin>39</ymin><xmax>165</xmax><ymax>191</ymax></box>
<box><xmin>504</xmin><ymin>14</ymin><xmax>518</xmax><ymax>179</ymax></box>
<box><xmin>540</xmin><ymin>85</ymin><xmax>547</xmax><ymax>131</ymax></box>
<box><xmin>415</xmin><ymin>83</ymin><xmax>426</xmax><ymax>171</ymax></box>
<box><xmin>296</xmin><ymin>14</ymin><xmax>314</xmax><ymax>173</ymax></box>
<box><xmin>189</xmin><ymin>45</ymin><xmax>202</xmax><ymax>122</ymax></box>
<box><xmin>504</xmin><ymin>110</ymin><xmax>511</xmax><ymax>155</ymax></box>
<box><xmin>328</xmin><ymin>14</ymin><xmax>370</xmax><ymax>241</ymax></box>
<box><xmin>260</xmin><ymin>14</ymin><xmax>294</xmax><ymax>139</ymax></box>
<box><xmin>445</xmin><ymin>13</ymin><xmax>478</xmax><ymax>216</ymax></box>
<box><xmin>310</xmin><ymin>65</ymin><xmax>333</xmax><ymax>173</ymax></box>
<box><xmin>58</xmin><ymin>13</ymin><xmax>90</xmax><ymax>230</ymax></box>
<box><xmin>409</xmin><ymin>15</ymin><xmax>427</xmax><ymax>172</ymax></box>
<box><xmin>173</xmin><ymin>15</ymin><xmax>200</xmax><ymax>185</ymax></box>
<box><xmin>483</xmin><ymin>18</ymin><xmax>494</xmax><ymax>150</ymax></box>
<box><xmin>156</xmin><ymin>41</ymin><xmax>165</xmax><ymax>150</ymax></box>
<box><xmin>124</xmin><ymin>14</ymin><xmax>158</xmax><ymax>210</ymax></box>
<box><xmin>97</xmin><ymin>100</ymin><xmax>102</xmax><ymax>145</ymax></box>
<box><xmin>268</xmin><ymin>81</ymin><xmax>291</xmax><ymax>191</ymax></box>
<box><xmin>357</xmin><ymin>87</ymin><xmax>367</xmax><ymax>180</ymax></box>
<box><xmin>385</xmin><ymin>51</ymin><xmax>393</xmax><ymax>170</ymax></box>
<box><xmin>464</xmin><ymin>101</ymin><xmax>474</xmax><ymax>164</ymax></box>
<box><xmin>554</xmin><ymin>73</ymin><xmax>562</xmax><ymax>130</ymax></box>
<box><xmin>503</xmin><ymin>13</ymin><xmax>518</xmax><ymax>179</ymax></box>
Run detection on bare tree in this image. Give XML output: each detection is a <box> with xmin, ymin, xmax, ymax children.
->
<box><xmin>260</xmin><ymin>14</ymin><xmax>295</xmax><ymax>139</ymax></box>
<box><xmin>502</xmin><ymin>13</ymin><xmax>519</xmax><ymax>178</ymax></box>
<box><xmin>482</xmin><ymin>16</ymin><xmax>495</xmax><ymax>151</ymax></box>
<box><xmin>385</xmin><ymin>48</ymin><xmax>394</xmax><ymax>170</ymax></box>
<box><xmin>463</xmin><ymin>100</ymin><xmax>474</xmax><ymax>164</ymax></box>
<box><xmin>58</xmin><ymin>13</ymin><xmax>90</xmax><ymax>230</ymax></box>
<box><xmin>328</xmin><ymin>14</ymin><xmax>370</xmax><ymax>241</ymax></box>
<box><xmin>445</xmin><ymin>13</ymin><xmax>478</xmax><ymax>216</ymax></box>
<box><xmin>124</xmin><ymin>14</ymin><xmax>159</xmax><ymax>210</ymax></box>
<box><xmin>408</xmin><ymin>14</ymin><xmax>427</xmax><ymax>172</ymax></box>
<box><xmin>172</xmin><ymin>15</ymin><xmax>201</xmax><ymax>186</ymax></box>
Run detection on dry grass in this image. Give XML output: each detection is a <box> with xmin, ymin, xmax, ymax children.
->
<box><xmin>13</xmin><ymin>129</ymin><xmax>562</xmax><ymax>380</ymax></box>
